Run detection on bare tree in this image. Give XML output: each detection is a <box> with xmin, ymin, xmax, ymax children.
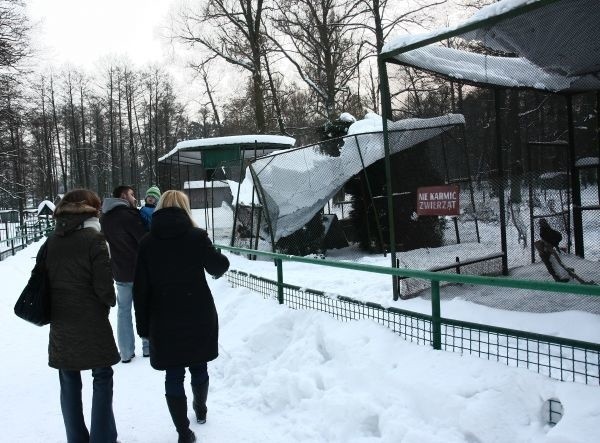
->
<box><xmin>268</xmin><ymin>0</ymin><xmax>366</xmax><ymax>120</ymax></box>
<box><xmin>173</xmin><ymin>0</ymin><xmax>267</xmax><ymax>133</ymax></box>
<box><xmin>49</xmin><ymin>74</ymin><xmax>67</xmax><ymax>192</ymax></box>
<box><xmin>189</xmin><ymin>57</ymin><xmax>222</xmax><ymax>135</ymax></box>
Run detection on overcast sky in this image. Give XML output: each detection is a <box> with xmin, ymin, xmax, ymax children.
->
<box><xmin>26</xmin><ymin>0</ymin><xmax>178</xmax><ymax>69</ymax></box>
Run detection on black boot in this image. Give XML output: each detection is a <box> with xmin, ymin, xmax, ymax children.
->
<box><xmin>192</xmin><ymin>380</ymin><xmax>209</xmax><ymax>424</ymax></box>
<box><xmin>165</xmin><ymin>395</ymin><xmax>196</xmax><ymax>443</ymax></box>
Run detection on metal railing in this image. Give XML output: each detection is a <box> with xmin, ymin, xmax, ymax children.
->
<box><xmin>216</xmin><ymin>243</ymin><xmax>600</xmax><ymax>385</ymax></box>
<box><xmin>0</xmin><ymin>219</ymin><xmax>55</xmax><ymax>261</ymax></box>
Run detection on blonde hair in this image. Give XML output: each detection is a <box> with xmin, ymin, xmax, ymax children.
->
<box><xmin>155</xmin><ymin>190</ymin><xmax>197</xmax><ymax>227</ymax></box>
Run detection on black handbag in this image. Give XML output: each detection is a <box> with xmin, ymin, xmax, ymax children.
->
<box><xmin>14</xmin><ymin>239</ymin><xmax>51</xmax><ymax>326</ymax></box>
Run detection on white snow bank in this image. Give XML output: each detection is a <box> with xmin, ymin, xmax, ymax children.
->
<box><xmin>2</xmin><ymin>240</ymin><xmax>599</xmax><ymax>442</ymax></box>
<box><xmin>226</xmin><ymin>179</ymin><xmax>261</xmax><ymax>206</ymax></box>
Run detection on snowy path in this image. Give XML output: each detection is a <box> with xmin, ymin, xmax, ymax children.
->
<box><xmin>2</xmin><ymin>240</ymin><xmax>600</xmax><ymax>442</ymax></box>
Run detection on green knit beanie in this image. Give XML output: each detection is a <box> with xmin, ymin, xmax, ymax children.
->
<box><xmin>145</xmin><ymin>185</ymin><xmax>161</xmax><ymax>201</ymax></box>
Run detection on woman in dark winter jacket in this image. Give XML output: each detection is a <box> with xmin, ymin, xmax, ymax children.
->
<box><xmin>46</xmin><ymin>189</ymin><xmax>120</xmax><ymax>443</ymax></box>
<box><xmin>133</xmin><ymin>190</ymin><xmax>229</xmax><ymax>443</ymax></box>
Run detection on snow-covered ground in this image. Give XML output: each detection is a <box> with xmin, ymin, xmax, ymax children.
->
<box><xmin>2</xmin><ymin>239</ymin><xmax>600</xmax><ymax>442</ymax></box>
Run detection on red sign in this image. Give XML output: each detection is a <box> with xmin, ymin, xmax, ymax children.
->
<box><xmin>416</xmin><ymin>185</ymin><xmax>460</xmax><ymax>216</ymax></box>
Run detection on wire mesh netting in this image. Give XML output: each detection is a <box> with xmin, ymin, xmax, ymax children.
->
<box><xmin>374</xmin><ymin>0</ymin><xmax>600</xmax><ymax>300</ymax></box>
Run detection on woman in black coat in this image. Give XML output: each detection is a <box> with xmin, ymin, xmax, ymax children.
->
<box><xmin>46</xmin><ymin>189</ymin><xmax>120</xmax><ymax>443</ymax></box>
<box><xmin>133</xmin><ymin>190</ymin><xmax>229</xmax><ymax>443</ymax></box>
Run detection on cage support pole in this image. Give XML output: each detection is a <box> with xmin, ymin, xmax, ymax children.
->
<box><xmin>211</xmin><ymin>178</ymin><xmax>215</xmax><ymax>240</ymax></box>
<box><xmin>249</xmin><ymin>184</ymin><xmax>256</xmax><ymax>255</ymax></box>
<box><xmin>460</xmin><ymin>125</ymin><xmax>480</xmax><ymax>243</ymax></box>
<box><xmin>567</xmin><ymin>95</ymin><xmax>584</xmax><ymax>257</ymax></box>
<box><xmin>249</xmin><ymin>164</ymin><xmax>277</xmax><ymax>251</ymax></box>
<box><xmin>494</xmin><ymin>89</ymin><xmax>508</xmax><ymax>275</ymax></box>
<box><xmin>230</xmin><ymin>148</ymin><xmax>244</xmax><ymax>247</ymax></box>
<box><xmin>597</xmin><ymin>91</ymin><xmax>600</xmax><ymax>201</ymax></box>
<box><xmin>186</xmin><ymin>165</ymin><xmax>191</xmax><ymax>200</ymax></box>
<box><xmin>204</xmin><ymin>175</ymin><xmax>208</xmax><ymax>230</ymax></box>
<box><xmin>440</xmin><ymin>133</ymin><xmax>460</xmax><ymax>244</ymax></box>
<box><xmin>248</xmin><ymin>143</ymin><xmax>258</xmax><ymax>253</ymax></box>
<box><xmin>177</xmin><ymin>152</ymin><xmax>182</xmax><ymax>190</ymax></box>
<box><xmin>378</xmin><ymin>58</ymin><xmax>398</xmax><ymax>300</ymax></box>
<box><xmin>355</xmin><ymin>135</ymin><xmax>385</xmax><ymax>252</ymax></box>
<box><xmin>527</xmin><ymin>144</ymin><xmax>536</xmax><ymax>263</ymax></box>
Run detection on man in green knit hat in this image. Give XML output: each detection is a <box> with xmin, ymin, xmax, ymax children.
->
<box><xmin>140</xmin><ymin>185</ymin><xmax>161</xmax><ymax>230</ymax></box>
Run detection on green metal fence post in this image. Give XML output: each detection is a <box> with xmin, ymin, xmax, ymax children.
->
<box><xmin>275</xmin><ymin>258</ymin><xmax>284</xmax><ymax>304</ymax></box>
<box><xmin>431</xmin><ymin>280</ymin><xmax>441</xmax><ymax>350</ymax></box>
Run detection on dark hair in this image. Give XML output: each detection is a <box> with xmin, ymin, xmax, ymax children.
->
<box><xmin>113</xmin><ymin>185</ymin><xmax>134</xmax><ymax>199</ymax></box>
<box><xmin>57</xmin><ymin>189</ymin><xmax>102</xmax><ymax>211</ymax></box>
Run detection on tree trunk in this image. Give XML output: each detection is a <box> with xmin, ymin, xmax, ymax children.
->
<box><xmin>50</xmin><ymin>76</ymin><xmax>67</xmax><ymax>192</ymax></box>
<box><xmin>80</xmin><ymin>82</ymin><xmax>89</xmax><ymax>188</ymax></box>
<box><xmin>264</xmin><ymin>53</ymin><xmax>286</xmax><ymax>135</ymax></box>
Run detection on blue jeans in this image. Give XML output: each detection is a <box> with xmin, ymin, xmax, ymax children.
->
<box><xmin>165</xmin><ymin>364</ymin><xmax>209</xmax><ymax>398</ymax></box>
<box><xmin>59</xmin><ymin>367</ymin><xmax>118</xmax><ymax>443</ymax></box>
<box><xmin>116</xmin><ymin>282</ymin><xmax>149</xmax><ymax>360</ymax></box>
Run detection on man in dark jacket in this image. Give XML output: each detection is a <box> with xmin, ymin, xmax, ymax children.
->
<box><xmin>100</xmin><ymin>185</ymin><xmax>148</xmax><ymax>362</ymax></box>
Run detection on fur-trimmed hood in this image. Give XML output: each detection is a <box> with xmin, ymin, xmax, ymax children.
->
<box><xmin>54</xmin><ymin>202</ymin><xmax>99</xmax><ymax>237</ymax></box>
<box><xmin>55</xmin><ymin>201</ymin><xmax>99</xmax><ymax>217</ymax></box>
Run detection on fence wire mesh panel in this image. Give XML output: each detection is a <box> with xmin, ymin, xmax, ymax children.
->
<box><xmin>227</xmin><ymin>269</ymin><xmax>432</xmax><ymax>345</ymax></box>
<box><xmin>441</xmin><ymin>320</ymin><xmax>599</xmax><ymax>385</ymax></box>
<box><xmin>225</xmin><ymin>268</ymin><xmax>600</xmax><ymax>385</ymax></box>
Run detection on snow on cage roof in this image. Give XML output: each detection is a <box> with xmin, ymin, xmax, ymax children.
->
<box><xmin>159</xmin><ymin>134</ymin><xmax>296</xmax><ymax>165</ymax></box>
<box><xmin>380</xmin><ymin>0</ymin><xmax>600</xmax><ymax>93</ymax></box>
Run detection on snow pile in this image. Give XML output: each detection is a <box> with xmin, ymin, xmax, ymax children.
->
<box><xmin>338</xmin><ymin>112</ymin><xmax>356</xmax><ymax>123</ymax></box>
<box><xmin>226</xmin><ymin>178</ymin><xmax>261</xmax><ymax>206</ymax></box>
<box><xmin>1</xmin><ymin>241</ymin><xmax>599</xmax><ymax>442</ymax></box>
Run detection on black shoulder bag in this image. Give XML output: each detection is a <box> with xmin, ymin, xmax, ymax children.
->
<box><xmin>14</xmin><ymin>239</ymin><xmax>51</xmax><ymax>326</ymax></box>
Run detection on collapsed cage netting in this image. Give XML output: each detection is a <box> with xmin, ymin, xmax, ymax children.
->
<box><xmin>226</xmin><ymin>269</ymin><xmax>600</xmax><ymax>385</ymax></box>
<box><xmin>240</xmin><ymin>118</ymin><xmax>505</xmax><ymax>259</ymax></box>
<box><xmin>248</xmin><ymin>117</ymin><xmax>464</xmax><ymax>249</ymax></box>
